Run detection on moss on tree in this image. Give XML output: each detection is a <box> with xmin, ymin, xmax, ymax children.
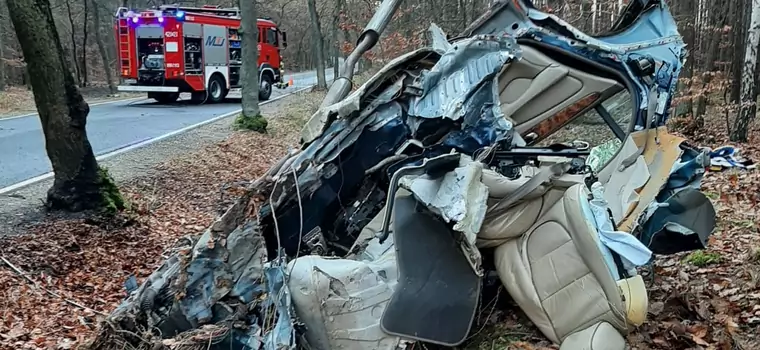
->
<box><xmin>97</xmin><ymin>167</ymin><xmax>126</xmax><ymax>215</ymax></box>
<box><xmin>234</xmin><ymin>113</ymin><xmax>268</xmax><ymax>133</ymax></box>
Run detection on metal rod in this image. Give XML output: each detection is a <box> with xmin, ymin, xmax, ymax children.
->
<box><xmin>320</xmin><ymin>0</ymin><xmax>404</xmax><ymax>108</ymax></box>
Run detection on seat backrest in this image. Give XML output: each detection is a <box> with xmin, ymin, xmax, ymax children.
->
<box><xmin>492</xmin><ymin>183</ymin><xmax>628</xmax><ymax>343</ymax></box>
<box><xmin>478</xmin><ymin>167</ymin><xmax>585</xmax><ymax>248</ymax></box>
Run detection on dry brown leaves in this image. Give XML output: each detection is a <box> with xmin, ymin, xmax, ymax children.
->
<box><xmin>623</xmin><ymin>117</ymin><xmax>760</xmax><ymax>350</ymax></box>
<box><xmin>0</xmin><ymin>130</ymin><xmax>291</xmax><ymax>350</ymax></box>
<box><xmin>3</xmin><ymin>96</ymin><xmax>760</xmax><ymax>350</ymax></box>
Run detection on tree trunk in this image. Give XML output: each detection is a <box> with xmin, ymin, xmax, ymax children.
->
<box><xmin>93</xmin><ymin>0</ymin><xmax>117</xmax><ymax>95</ymax></box>
<box><xmin>81</xmin><ymin>0</ymin><xmax>89</xmax><ymax>87</ymax></box>
<box><xmin>239</xmin><ymin>0</ymin><xmax>261</xmax><ymax>119</ymax></box>
<box><xmin>694</xmin><ymin>4</ymin><xmax>727</xmax><ymax>121</ymax></box>
<box><xmin>6</xmin><ymin>0</ymin><xmax>122</xmax><ymax>212</ymax></box>
<box><xmin>676</xmin><ymin>0</ymin><xmax>696</xmax><ymax>118</ymax></box>
<box><xmin>731</xmin><ymin>0</ymin><xmax>760</xmax><ymax>142</ymax></box>
<box><xmin>731</xmin><ymin>0</ymin><xmax>751</xmax><ymax>102</ymax></box>
<box><xmin>308</xmin><ymin>0</ymin><xmax>327</xmax><ymax>90</ymax></box>
<box><xmin>332</xmin><ymin>0</ymin><xmax>340</xmax><ymax>79</ymax></box>
<box><xmin>65</xmin><ymin>0</ymin><xmax>82</xmax><ymax>86</ymax></box>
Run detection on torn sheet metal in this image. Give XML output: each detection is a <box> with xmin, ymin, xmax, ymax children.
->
<box><xmin>409</xmin><ymin>34</ymin><xmax>521</xmax><ymax>121</ymax></box>
<box><xmin>300</xmin><ymin>48</ymin><xmax>439</xmax><ymax>144</ymax></box>
<box><xmin>108</xmin><ymin>220</ymin><xmax>296</xmax><ymax>350</ymax></box>
<box><xmin>398</xmin><ymin>155</ymin><xmax>487</xmax><ymax>275</ymax></box>
<box><xmin>262</xmin><ymin>257</ymin><xmax>297</xmax><ymax>350</ymax></box>
<box><xmin>429</xmin><ymin>23</ymin><xmax>452</xmax><ymax>54</ymax></box>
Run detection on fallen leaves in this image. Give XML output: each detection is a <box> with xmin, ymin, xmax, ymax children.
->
<box><xmin>0</xmin><ymin>123</ymin><xmax>295</xmax><ymax>349</ymax></box>
<box><xmin>625</xmin><ymin>116</ymin><xmax>760</xmax><ymax>350</ymax></box>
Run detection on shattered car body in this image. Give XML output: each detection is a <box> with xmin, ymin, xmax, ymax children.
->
<box><xmin>98</xmin><ymin>0</ymin><xmax>718</xmax><ymax>349</ymax></box>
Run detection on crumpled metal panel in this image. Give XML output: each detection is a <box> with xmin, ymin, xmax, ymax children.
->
<box><xmin>399</xmin><ymin>155</ymin><xmax>487</xmax><ymax>275</ymax></box>
<box><xmin>262</xmin><ymin>258</ymin><xmax>297</xmax><ymax>350</ymax></box>
<box><xmin>409</xmin><ymin>34</ymin><xmax>521</xmax><ymax>121</ymax></box>
<box><xmin>300</xmin><ymin>48</ymin><xmax>439</xmax><ymax>144</ymax></box>
<box><xmin>429</xmin><ymin>22</ymin><xmax>452</xmax><ymax>54</ymax></box>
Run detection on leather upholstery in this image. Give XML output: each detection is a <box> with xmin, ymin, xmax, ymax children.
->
<box><xmin>490</xmin><ymin>184</ymin><xmax>629</xmax><ymax>343</ymax></box>
<box><xmin>559</xmin><ymin>322</ymin><xmax>626</xmax><ymax>350</ymax></box>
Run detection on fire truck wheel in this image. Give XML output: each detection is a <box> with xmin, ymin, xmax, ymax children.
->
<box><xmin>259</xmin><ymin>74</ymin><xmax>273</xmax><ymax>101</ymax></box>
<box><xmin>151</xmin><ymin>92</ymin><xmax>179</xmax><ymax>104</ymax></box>
<box><xmin>207</xmin><ymin>75</ymin><xmax>227</xmax><ymax>104</ymax></box>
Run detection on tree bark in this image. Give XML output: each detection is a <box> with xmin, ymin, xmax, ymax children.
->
<box><xmin>240</xmin><ymin>0</ymin><xmax>261</xmax><ymax>118</ymax></box>
<box><xmin>694</xmin><ymin>3</ymin><xmax>727</xmax><ymax>125</ymax></box>
<box><xmin>308</xmin><ymin>0</ymin><xmax>327</xmax><ymax>89</ymax></box>
<box><xmin>93</xmin><ymin>0</ymin><xmax>117</xmax><ymax>95</ymax></box>
<box><xmin>332</xmin><ymin>0</ymin><xmax>342</xmax><ymax>79</ymax></box>
<box><xmin>6</xmin><ymin>0</ymin><xmax>122</xmax><ymax>211</ymax></box>
<box><xmin>731</xmin><ymin>0</ymin><xmax>760</xmax><ymax>142</ymax></box>
<box><xmin>64</xmin><ymin>0</ymin><xmax>82</xmax><ymax>86</ymax></box>
<box><xmin>675</xmin><ymin>0</ymin><xmax>695</xmax><ymax>118</ymax></box>
<box><xmin>81</xmin><ymin>0</ymin><xmax>89</xmax><ymax>87</ymax></box>
<box><xmin>731</xmin><ymin>0</ymin><xmax>751</xmax><ymax>103</ymax></box>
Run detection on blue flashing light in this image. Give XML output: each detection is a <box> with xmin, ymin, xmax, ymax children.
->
<box><xmin>176</xmin><ymin>11</ymin><xmax>185</xmax><ymax>20</ymax></box>
<box><xmin>131</xmin><ymin>16</ymin><xmax>139</xmax><ymax>23</ymax></box>
<box><xmin>158</xmin><ymin>16</ymin><xmax>164</xmax><ymax>23</ymax></box>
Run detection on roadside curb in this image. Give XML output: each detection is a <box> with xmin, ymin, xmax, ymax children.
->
<box><xmin>0</xmin><ymin>85</ymin><xmax>314</xmax><ymax>196</ymax></box>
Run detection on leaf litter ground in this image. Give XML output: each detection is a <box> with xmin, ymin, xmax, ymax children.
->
<box><xmin>1</xmin><ymin>95</ymin><xmax>759</xmax><ymax>349</ymax></box>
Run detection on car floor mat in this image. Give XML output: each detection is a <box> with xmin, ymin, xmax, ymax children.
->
<box><xmin>380</xmin><ymin>194</ymin><xmax>481</xmax><ymax>346</ymax></box>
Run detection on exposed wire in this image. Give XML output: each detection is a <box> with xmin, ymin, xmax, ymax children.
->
<box><xmin>286</xmin><ymin>165</ymin><xmax>305</xmax><ymax>278</ymax></box>
<box><xmin>268</xmin><ymin>177</ymin><xmax>283</xmax><ymax>252</ymax></box>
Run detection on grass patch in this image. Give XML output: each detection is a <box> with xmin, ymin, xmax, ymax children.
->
<box><xmin>234</xmin><ymin>113</ymin><xmax>268</xmax><ymax>133</ymax></box>
<box><xmin>684</xmin><ymin>250</ymin><xmax>722</xmax><ymax>267</ymax></box>
<box><xmin>736</xmin><ymin>219</ymin><xmax>755</xmax><ymax>229</ymax></box>
<box><xmin>97</xmin><ymin>166</ymin><xmax>126</xmax><ymax>215</ymax></box>
<box><xmin>751</xmin><ymin>247</ymin><xmax>760</xmax><ymax>263</ymax></box>
<box><xmin>704</xmin><ymin>191</ymin><xmax>719</xmax><ymax>200</ymax></box>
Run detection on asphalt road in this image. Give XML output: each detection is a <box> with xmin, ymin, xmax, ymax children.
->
<box><xmin>0</xmin><ymin>68</ymin><xmax>336</xmax><ymax>189</ymax></box>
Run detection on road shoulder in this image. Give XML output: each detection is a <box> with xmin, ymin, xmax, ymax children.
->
<box><xmin>0</xmin><ymin>88</ymin><xmax>321</xmax><ymax>235</ymax></box>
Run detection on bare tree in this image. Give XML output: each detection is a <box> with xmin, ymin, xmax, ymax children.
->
<box><xmin>64</xmin><ymin>0</ymin><xmax>83</xmax><ymax>86</ymax></box>
<box><xmin>731</xmin><ymin>0</ymin><xmax>760</xmax><ymax>142</ymax></box>
<box><xmin>92</xmin><ymin>0</ymin><xmax>117</xmax><ymax>95</ymax></box>
<box><xmin>308</xmin><ymin>0</ymin><xmax>327</xmax><ymax>89</ymax></box>
<box><xmin>5</xmin><ymin>0</ymin><xmax>123</xmax><ymax>212</ymax></box>
<box><xmin>81</xmin><ymin>0</ymin><xmax>89</xmax><ymax>87</ymax></box>
<box><xmin>237</xmin><ymin>0</ymin><xmax>267</xmax><ymax>132</ymax></box>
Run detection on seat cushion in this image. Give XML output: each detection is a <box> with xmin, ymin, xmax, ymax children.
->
<box><xmin>494</xmin><ymin>184</ymin><xmax>628</xmax><ymax>343</ymax></box>
<box><xmin>559</xmin><ymin>322</ymin><xmax>626</xmax><ymax>350</ymax></box>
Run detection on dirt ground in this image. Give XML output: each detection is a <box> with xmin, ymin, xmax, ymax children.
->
<box><xmin>1</xmin><ymin>87</ymin><xmax>759</xmax><ymax>349</ymax></box>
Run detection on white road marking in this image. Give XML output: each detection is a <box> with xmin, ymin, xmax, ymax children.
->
<box><xmin>1</xmin><ymin>97</ymin><xmax>149</xmax><ymax>121</ymax></box>
<box><xmin>0</xmin><ymin>86</ymin><xmax>314</xmax><ymax>195</ymax></box>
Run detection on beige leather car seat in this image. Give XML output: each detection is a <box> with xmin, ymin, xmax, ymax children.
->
<box><xmin>486</xmin><ymin>182</ymin><xmax>640</xmax><ymax>349</ymax></box>
<box><xmin>477</xmin><ymin>167</ymin><xmax>584</xmax><ymax>248</ymax></box>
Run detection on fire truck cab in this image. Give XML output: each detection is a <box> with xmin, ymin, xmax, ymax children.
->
<box><xmin>114</xmin><ymin>5</ymin><xmax>287</xmax><ymax>104</ymax></box>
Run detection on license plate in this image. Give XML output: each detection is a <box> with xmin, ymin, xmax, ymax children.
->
<box><xmin>124</xmin><ymin>79</ymin><xmax>137</xmax><ymax>84</ymax></box>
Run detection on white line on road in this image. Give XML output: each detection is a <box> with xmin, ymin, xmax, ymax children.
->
<box><xmin>0</xmin><ymin>86</ymin><xmax>314</xmax><ymax>195</ymax></box>
<box><xmin>1</xmin><ymin>97</ymin><xmax>149</xmax><ymax>122</ymax></box>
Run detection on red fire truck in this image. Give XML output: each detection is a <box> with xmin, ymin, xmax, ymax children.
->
<box><xmin>113</xmin><ymin>5</ymin><xmax>288</xmax><ymax>104</ymax></box>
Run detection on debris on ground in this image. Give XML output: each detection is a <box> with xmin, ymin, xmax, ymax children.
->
<box><xmin>3</xmin><ymin>1</ymin><xmax>760</xmax><ymax>350</ymax></box>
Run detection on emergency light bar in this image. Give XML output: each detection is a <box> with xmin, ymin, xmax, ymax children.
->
<box><xmin>115</xmin><ymin>6</ymin><xmax>185</xmax><ymax>23</ymax></box>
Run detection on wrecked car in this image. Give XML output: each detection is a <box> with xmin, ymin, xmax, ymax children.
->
<box><xmin>93</xmin><ymin>0</ymin><xmax>716</xmax><ymax>349</ymax></box>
